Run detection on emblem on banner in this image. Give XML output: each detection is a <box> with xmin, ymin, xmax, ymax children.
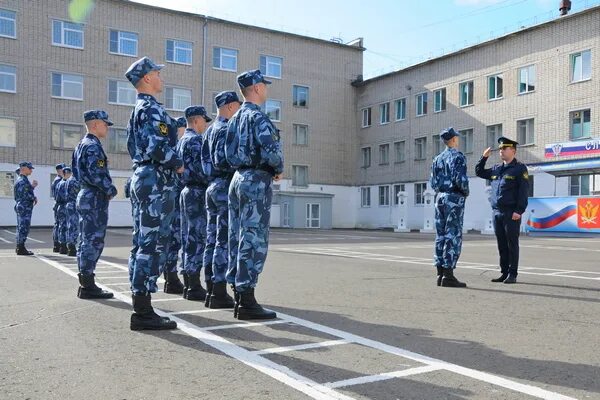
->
<box><xmin>551</xmin><ymin>143</ymin><xmax>563</xmax><ymax>157</ymax></box>
<box><xmin>577</xmin><ymin>198</ymin><xmax>600</xmax><ymax>228</ymax></box>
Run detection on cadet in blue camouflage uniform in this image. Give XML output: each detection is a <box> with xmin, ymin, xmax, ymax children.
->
<box><xmin>55</xmin><ymin>172</ymin><xmax>69</xmax><ymax>254</ymax></box>
<box><xmin>201</xmin><ymin>91</ymin><xmax>240</xmax><ymax>309</ymax></box>
<box><xmin>72</xmin><ymin>110</ymin><xmax>116</xmax><ymax>300</ymax></box>
<box><xmin>125</xmin><ymin>57</ymin><xmax>181</xmax><ymax>330</ymax></box>
<box><xmin>52</xmin><ymin>164</ymin><xmax>65</xmax><ymax>252</ymax></box>
<box><xmin>176</xmin><ymin>105</ymin><xmax>212</xmax><ymax>302</ymax></box>
<box><xmin>225</xmin><ymin>70</ymin><xmax>284</xmax><ymax>320</ymax></box>
<box><xmin>13</xmin><ymin>162</ymin><xmax>37</xmax><ymax>256</ymax></box>
<box><xmin>430</xmin><ymin>128</ymin><xmax>469</xmax><ymax>288</ymax></box>
<box><xmin>62</xmin><ymin>167</ymin><xmax>80</xmax><ymax>257</ymax></box>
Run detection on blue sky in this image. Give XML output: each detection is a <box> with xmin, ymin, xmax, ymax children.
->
<box><xmin>131</xmin><ymin>0</ymin><xmax>597</xmax><ymax>78</ymax></box>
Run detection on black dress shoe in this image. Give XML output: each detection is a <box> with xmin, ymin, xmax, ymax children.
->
<box><xmin>491</xmin><ymin>273</ymin><xmax>508</xmax><ymax>283</ymax></box>
<box><xmin>503</xmin><ymin>275</ymin><xmax>517</xmax><ymax>284</ymax></box>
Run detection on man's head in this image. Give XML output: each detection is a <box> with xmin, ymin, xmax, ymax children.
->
<box><xmin>215</xmin><ymin>91</ymin><xmax>242</xmax><ymax>119</ymax></box>
<box><xmin>176</xmin><ymin>117</ymin><xmax>186</xmax><ymax>139</ymax></box>
<box><xmin>237</xmin><ymin>69</ymin><xmax>271</xmax><ymax>104</ymax></box>
<box><xmin>62</xmin><ymin>166</ymin><xmax>72</xmax><ymax>179</ymax></box>
<box><xmin>125</xmin><ymin>56</ymin><xmax>164</xmax><ymax>95</ymax></box>
<box><xmin>19</xmin><ymin>161</ymin><xmax>34</xmax><ymax>176</ymax></box>
<box><xmin>498</xmin><ymin>136</ymin><xmax>518</xmax><ymax>163</ymax></box>
<box><xmin>441</xmin><ymin>127</ymin><xmax>460</xmax><ymax>149</ymax></box>
<box><xmin>184</xmin><ymin>105</ymin><xmax>212</xmax><ymax>133</ymax></box>
<box><xmin>55</xmin><ymin>163</ymin><xmax>64</xmax><ymax>177</ymax></box>
<box><xmin>84</xmin><ymin>110</ymin><xmax>113</xmax><ymax>139</ymax></box>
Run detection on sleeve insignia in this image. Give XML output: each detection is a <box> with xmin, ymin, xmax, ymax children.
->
<box><xmin>159</xmin><ymin>122</ymin><xmax>168</xmax><ymax>136</ymax></box>
<box><xmin>97</xmin><ymin>159</ymin><xmax>105</xmax><ymax>168</ymax></box>
<box><xmin>523</xmin><ymin>171</ymin><xmax>529</xmax><ymax>180</ymax></box>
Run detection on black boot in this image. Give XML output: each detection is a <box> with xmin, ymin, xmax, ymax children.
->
<box><xmin>204</xmin><ymin>280</ymin><xmax>213</xmax><ymax>307</ymax></box>
<box><xmin>163</xmin><ymin>271</ymin><xmax>184</xmax><ymax>294</ymax></box>
<box><xmin>237</xmin><ymin>288</ymin><xmax>277</xmax><ymax>320</ymax></box>
<box><xmin>184</xmin><ymin>273</ymin><xmax>206</xmax><ymax>301</ymax></box>
<box><xmin>16</xmin><ymin>244</ymin><xmax>33</xmax><ymax>256</ymax></box>
<box><xmin>208</xmin><ymin>282</ymin><xmax>235</xmax><ymax>309</ymax></box>
<box><xmin>503</xmin><ymin>275</ymin><xmax>517</xmax><ymax>284</ymax></box>
<box><xmin>441</xmin><ymin>268</ymin><xmax>467</xmax><ymax>288</ymax></box>
<box><xmin>77</xmin><ymin>273</ymin><xmax>114</xmax><ymax>299</ymax></box>
<box><xmin>53</xmin><ymin>241</ymin><xmax>60</xmax><ymax>253</ymax></box>
<box><xmin>436</xmin><ymin>267</ymin><xmax>443</xmax><ymax>287</ymax></box>
<box><xmin>232</xmin><ymin>285</ymin><xmax>240</xmax><ymax>318</ymax></box>
<box><xmin>130</xmin><ymin>294</ymin><xmax>177</xmax><ymax>331</ymax></box>
<box><xmin>67</xmin><ymin>244</ymin><xmax>77</xmax><ymax>257</ymax></box>
<box><xmin>491</xmin><ymin>272</ymin><xmax>508</xmax><ymax>283</ymax></box>
<box><xmin>59</xmin><ymin>243</ymin><xmax>68</xmax><ymax>255</ymax></box>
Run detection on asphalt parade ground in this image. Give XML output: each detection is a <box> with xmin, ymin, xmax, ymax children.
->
<box><xmin>0</xmin><ymin>228</ymin><xmax>598</xmax><ymax>400</ymax></box>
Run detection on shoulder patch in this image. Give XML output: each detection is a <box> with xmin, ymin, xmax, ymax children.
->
<box><xmin>97</xmin><ymin>159</ymin><xmax>105</xmax><ymax>168</ymax></box>
<box><xmin>159</xmin><ymin>122</ymin><xmax>168</xmax><ymax>136</ymax></box>
<box><xmin>523</xmin><ymin>171</ymin><xmax>529</xmax><ymax>180</ymax></box>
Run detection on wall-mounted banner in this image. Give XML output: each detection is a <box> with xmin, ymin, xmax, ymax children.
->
<box><xmin>545</xmin><ymin>138</ymin><xmax>600</xmax><ymax>158</ymax></box>
<box><xmin>526</xmin><ymin>196</ymin><xmax>600</xmax><ymax>233</ymax></box>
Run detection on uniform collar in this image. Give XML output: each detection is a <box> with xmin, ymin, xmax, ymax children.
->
<box><xmin>184</xmin><ymin>128</ymin><xmax>199</xmax><ymax>135</ymax></box>
<box><xmin>217</xmin><ymin>116</ymin><xmax>228</xmax><ymax>123</ymax></box>
<box><xmin>137</xmin><ymin>93</ymin><xmax>160</xmax><ymax>104</ymax></box>
<box><xmin>242</xmin><ymin>101</ymin><xmax>261</xmax><ymax>111</ymax></box>
<box><xmin>503</xmin><ymin>158</ymin><xmax>518</xmax><ymax>166</ymax></box>
<box><xmin>85</xmin><ymin>133</ymin><xmax>101</xmax><ymax>143</ymax></box>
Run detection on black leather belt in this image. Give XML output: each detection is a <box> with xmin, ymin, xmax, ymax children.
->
<box><xmin>238</xmin><ymin>165</ymin><xmax>275</xmax><ymax>175</ymax></box>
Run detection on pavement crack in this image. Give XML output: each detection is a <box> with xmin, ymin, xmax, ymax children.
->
<box><xmin>0</xmin><ymin>304</ymin><xmax>96</xmax><ymax>330</ymax></box>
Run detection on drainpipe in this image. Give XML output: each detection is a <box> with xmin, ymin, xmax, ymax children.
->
<box><xmin>201</xmin><ymin>16</ymin><xmax>208</xmax><ymax>104</ymax></box>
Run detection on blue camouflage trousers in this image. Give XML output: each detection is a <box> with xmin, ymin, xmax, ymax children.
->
<box><xmin>14</xmin><ymin>203</ymin><xmax>33</xmax><ymax>245</ymax></box>
<box><xmin>164</xmin><ymin>189</ymin><xmax>182</xmax><ymax>273</ymax></box>
<box><xmin>57</xmin><ymin>204</ymin><xmax>67</xmax><ymax>244</ymax></box>
<box><xmin>65</xmin><ymin>202</ymin><xmax>79</xmax><ymax>245</ymax></box>
<box><xmin>77</xmin><ymin>188</ymin><xmax>108</xmax><ymax>275</ymax></box>
<box><xmin>226</xmin><ymin>170</ymin><xmax>273</xmax><ymax>292</ymax></box>
<box><xmin>52</xmin><ymin>203</ymin><xmax>60</xmax><ymax>242</ymax></box>
<box><xmin>127</xmin><ymin>187</ymin><xmax>139</xmax><ymax>284</ymax></box>
<box><xmin>434</xmin><ymin>193</ymin><xmax>465</xmax><ymax>270</ymax></box>
<box><xmin>204</xmin><ymin>177</ymin><xmax>230</xmax><ymax>283</ymax></box>
<box><xmin>181</xmin><ymin>185</ymin><xmax>208</xmax><ymax>278</ymax></box>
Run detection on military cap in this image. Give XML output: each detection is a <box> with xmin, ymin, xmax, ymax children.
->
<box><xmin>176</xmin><ymin>116</ymin><xmax>187</xmax><ymax>128</ymax></box>
<box><xmin>440</xmin><ymin>127</ymin><xmax>459</xmax><ymax>141</ymax></box>
<box><xmin>14</xmin><ymin>168</ymin><xmax>20</xmax><ymax>174</ymax></box>
<box><xmin>84</xmin><ymin>110</ymin><xmax>113</xmax><ymax>126</ymax></box>
<box><xmin>19</xmin><ymin>161</ymin><xmax>34</xmax><ymax>169</ymax></box>
<box><xmin>237</xmin><ymin>69</ymin><xmax>272</xmax><ymax>89</ymax></box>
<box><xmin>125</xmin><ymin>56</ymin><xmax>164</xmax><ymax>87</ymax></box>
<box><xmin>55</xmin><ymin>163</ymin><xmax>65</xmax><ymax>170</ymax></box>
<box><xmin>215</xmin><ymin>91</ymin><xmax>241</xmax><ymax>108</ymax></box>
<box><xmin>498</xmin><ymin>136</ymin><xmax>518</xmax><ymax>148</ymax></box>
<box><xmin>62</xmin><ymin>166</ymin><xmax>72</xmax><ymax>173</ymax></box>
<box><xmin>184</xmin><ymin>105</ymin><xmax>212</xmax><ymax>122</ymax></box>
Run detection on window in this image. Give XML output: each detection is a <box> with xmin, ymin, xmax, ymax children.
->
<box><xmin>570</xmin><ymin>175</ymin><xmax>590</xmax><ymax>196</ymax></box>
<box><xmin>486</xmin><ymin>124</ymin><xmax>503</xmax><ymax>147</ymax></box>
<box><xmin>306</xmin><ymin>203</ymin><xmax>320</xmax><ymax>228</ymax></box>
<box><xmin>361</xmin><ymin>187</ymin><xmax>371</xmax><ymax>207</ymax></box>
<box><xmin>52</xmin><ymin>20</ymin><xmax>83</xmax><ymax>48</ymax></box>
<box><xmin>488</xmin><ymin>74</ymin><xmax>503</xmax><ymax>100</ymax></box>
<box><xmin>518</xmin><ymin>65</ymin><xmax>536</xmax><ymax>94</ymax></box>
<box><xmin>293</xmin><ymin>85</ymin><xmax>309</xmax><ymax>107</ymax></box>
<box><xmin>165</xmin><ymin>87</ymin><xmax>191</xmax><ymax>111</ymax></box>
<box><xmin>264</xmin><ymin>100</ymin><xmax>282</xmax><ymax>122</ymax></box>
<box><xmin>434</xmin><ymin>88</ymin><xmax>446</xmax><ymax>112</ymax></box>
<box><xmin>415</xmin><ymin>182</ymin><xmax>427</xmax><ymax>205</ymax></box>
<box><xmin>293</xmin><ymin>124</ymin><xmax>308</xmax><ymax>145</ymax></box>
<box><xmin>109</xmin><ymin>30</ymin><xmax>138</xmax><ymax>56</ymax></box>
<box><xmin>260</xmin><ymin>55</ymin><xmax>282</xmax><ymax>78</ymax></box>
<box><xmin>51</xmin><ymin>73</ymin><xmax>83</xmax><ymax>100</ymax></box>
<box><xmin>416</xmin><ymin>93</ymin><xmax>427</xmax><ymax>116</ymax></box>
<box><xmin>395</xmin><ymin>98</ymin><xmax>406</xmax><ymax>121</ymax></box>
<box><xmin>292</xmin><ymin>165</ymin><xmax>308</xmax><ymax>187</ymax></box>
<box><xmin>393</xmin><ymin>184</ymin><xmax>406</xmax><ymax>205</ymax></box>
<box><xmin>361</xmin><ymin>107</ymin><xmax>372</xmax><ymax>127</ymax></box>
<box><xmin>517</xmin><ymin>118</ymin><xmax>534</xmax><ymax>145</ymax></box>
<box><xmin>432</xmin><ymin>134</ymin><xmax>443</xmax><ymax>156</ymax></box>
<box><xmin>0</xmin><ymin>171</ymin><xmax>15</xmax><ymax>198</ymax></box>
<box><xmin>459</xmin><ymin>129</ymin><xmax>473</xmax><ymax>154</ymax></box>
<box><xmin>0</xmin><ymin>9</ymin><xmax>16</xmax><ymax>38</ymax></box>
<box><xmin>394</xmin><ymin>141</ymin><xmax>405</xmax><ymax>163</ymax></box>
<box><xmin>571</xmin><ymin>50</ymin><xmax>591</xmax><ymax>82</ymax></box>
<box><xmin>166</xmin><ymin>39</ymin><xmax>192</xmax><ymax>64</ymax></box>
<box><xmin>213</xmin><ymin>47</ymin><xmax>238</xmax><ymax>71</ymax></box>
<box><xmin>379</xmin><ymin>102</ymin><xmax>390</xmax><ymax>124</ymax></box>
<box><xmin>414</xmin><ymin>137</ymin><xmax>427</xmax><ymax>160</ymax></box>
<box><xmin>111</xmin><ymin>177</ymin><xmax>128</xmax><ymax>200</ymax></box>
<box><xmin>379</xmin><ymin>144</ymin><xmax>389</xmax><ymax>165</ymax></box>
<box><xmin>459</xmin><ymin>81</ymin><xmax>474</xmax><ymax>107</ymax></box>
<box><xmin>361</xmin><ymin>147</ymin><xmax>371</xmax><ymax>168</ymax></box>
<box><xmin>108</xmin><ymin>80</ymin><xmax>136</xmax><ymax>105</ymax></box>
<box><xmin>282</xmin><ymin>203</ymin><xmax>290</xmax><ymax>227</ymax></box>
<box><xmin>0</xmin><ymin>118</ymin><xmax>16</xmax><ymax>147</ymax></box>
<box><xmin>378</xmin><ymin>186</ymin><xmax>390</xmax><ymax>206</ymax></box>
<box><xmin>571</xmin><ymin>109</ymin><xmax>591</xmax><ymax>140</ymax></box>
<box><xmin>51</xmin><ymin>123</ymin><xmax>84</xmax><ymax>149</ymax></box>
<box><xmin>0</xmin><ymin>64</ymin><xmax>16</xmax><ymax>93</ymax></box>
<box><xmin>107</xmin><ymin>127</ymin><xmax>128</xmax><ymax>154</ymax></box>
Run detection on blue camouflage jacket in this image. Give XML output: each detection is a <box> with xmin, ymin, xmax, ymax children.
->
<box><xmin>64</xmin><ymin>176</ymin><xmax>80</xmax><ymax>203</ymax></box>
<box><xmin>72</xmin><ymin>133</ymin><xmax>117</xmax><ymax>197</ymax></box>
<box><xmin>176</xmin><ymin>128</ymin><xmax>209</xmax><ymax>186</ymax></box>
<box><xmin>14</xmin><ymin>175</ymin><xmax>36</xmax><ymax>205</ymax></box>
<box><xmin>430</xmin><ymin>147</ymin><xmax>470</xmax><ymax>197</ymax></box>
<box><xmin>201</xmin><ymin>116</ymin><xmax>235</xmax><ymax>179</ymax></box>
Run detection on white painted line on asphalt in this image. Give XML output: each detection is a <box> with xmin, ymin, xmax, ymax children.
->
<box><xmin>0</xmin><ymin>237</ymin><xmax>11</xmax><ymax>243</ymax></box>
<box><xmin>170</xmin><ymin>309</ymin><xmax>224</xmax><ymax>315</ymax></box>
<box><xmin>253</xmin><ymin>339</ymin><xmax>351</xmax><ymax>356</ymax></box>
<box><xmin>97</xmin><ymin>276</ymin><xmax>130</xmax><ymax>279</ymax></box>
<box><xmin>324</xmin><ymin>365</ymin><xmax>441</xmax><ymax>389</ymax></box>
<box><xmin>204</xmin><ymin>320</ymin><xmax>288</xmax><ymax>331</ymax></box>
<box><xmin>1</xmin><ymin>230</ymin><xmax>45</xmax><ymax>243</ymax></box>
<box><xmin>101</xmin><ymin>282</ymin><xmax>132</xmax><ymax>286</ymax></box>
<box><xmin>152</xmin><ymin>297</ymin><xmax>186</xmax><ymax>302</ymax></box>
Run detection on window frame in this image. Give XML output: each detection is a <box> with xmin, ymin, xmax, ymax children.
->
<box><xmin>433</xmin><ymin>88</ymin><xmax>446</xmax><ymax>113</ymax></box>
<box><xmin>378</xmin><ymin>185</ymin><xmax>390</xmax><ymax>207</ymax></box>
<box><xmin>50</xmin><ymin>122</ymin><xmax>85</xmax><ymax>150</ymax></box>
<box><xmin>360</xmin><ymin>187</ymin><xmax>371</xmax><ymax>208</ymax></box>
<box><xmin>414</xmin><ymin>182</ymin><xmax>427</xmax><ymax>206</ymax></box>
<box><xmin>379</xmin><ymin>102</ymin><xmax>390</xmax><ymax>124</ymax></box>
<box><xmin>52</xmin><ymin>19</ymin><xmax>84</xmax><ymax>49</ymax></box>
<box><xmin>432</xmin><ymin>134</ymin><xmax>442</xmax><ymax>157</ymax></box>
<box><xmin>109</xmin><ymin>29</ymin><xmax>139</xmax><ymax>57</ymax></box>
<box><xmin>570</xmin><ymin>109</ymin><xmax>591</xmax><ymax>140</ymax></box>
<box><xmin>165</xmin><ymin>86</ymin><xmax>192</xmax><ymax>112</ymax></box>
<box><xmin>305</xmin><ymin>203</ymin><xmax>321</xmax><ymax>229</ymax></box>
<box><xmin>292</xmin><ymin>85</ymin><xmax>309</xmax><ymax>108</ymax></box>
<box><xmin>361</xmin><ymin>146</ymin><xmax>371</xmax><ymax>168</ymax></box>
<box><xmin>0</xmin><ymin>64</ymin><xmax>16</xmax><ymax>93</ymax></box>
<box><xmin>395</xmin><ymin>98</ymin><xmax>407</xmax><ymax>121</ymax></box>
<box><xmin>166</xmin><ymin>39</ymin><xmax>193</xmax><ymax>65</ymax></box>
<box><xmin>459</xmin><ymin>128</ymin><xmax>474</xmax><ymax>154</ymax></box>
<box><xmin>361</xmin><ymin>107</ymin><xmax>372</xmax><ymax>128</ymax></box>
<box><xmin>259</xmin><ymin>54</ymin><xmax>283</xmax><ymax>79</ymax></box>
<box><xmin>488</xmin><ymin>73</ymin><xmax>504</xmax><ymax>101</ymax></box>
<box><xmin>394</xmin><ymin>141</ymin><xmax>406</xmax><ymax>163</ymax></box>
<box><xmin>486</xmin><ymin>124</ymin><xmax>503</xmax><ymax>148</ymax></box>
<box><xmin>393</xmin><ymin>184</ymin><xmax>406</xmax><ymax>206</ymax></box>
<box><xmin>264</xmin><ymin>99</ymin><xmax>282</xmax><ymax>122</ymax></box>
<box><xmin>379</xmin><ymin>143</ymin><xmax>390</xmax><ymax>165</ymax></box>
<box><xmin>0</xmin><ymin>8</ymin><xmax>17</xmax><ymax>39</ymax></box>
<box><xmin>570</xmin><ymin>50</ymin><xmax>592</xmax><ymax>83</ymax></box>
<box><xmin>51</xmin><ymin>72</ymin><xmax>83</xmax><ymax>101</ymax></box>
<box><xmin>518</xmin><ymin>64</ymin><xmax>536</xmax><ymax>95</ymax></box>
<box><xmin>292</xmin><ymin>164</ymin><xmax>309</xmax><ymax>187</ymax></box>
<box><xmin>0</xmin><ymin>117</ymin><xmax>17</xmax><ymax>148</ymax></box>
<box><xmin>108</xmin><ymin>79</ymin><xmax>137</xmax><ymax>106</ymax></box>
<box><xmin>459</xmin><ymin>80</ymin><xmax>474</xmax><ymax>107</ymax></box>
<box><xmin>107</xmin><ymin>127</ymin><xmax>129</xmax><ymax>154</ymax></box>
<box><xmin>414</xmin><ymin>137</ymin><xmax>427</xmax><ymax>160</ymax></box>
<box><xmin>212</xmin><ymin>47</ymin><xmax>238</xmax><ymax>72</ymax></box>
<box><xmin>293</xmin><ymin>123</ymin><xmax>309</xmax><ymax>146</ymax></box>
<box><xmin>0</xmin><ymin>170</ymin><xmax>16</xmax><ymax>198</ymax></box>
<box><xmin>415</xmin><ymin>92</ymin><xmax>428</xmax><ymax>117</ymax></box>
<box><xmin>516</xmin><ymin>118</ymin><xmax>535</xmax><ymax>145</ymax></box>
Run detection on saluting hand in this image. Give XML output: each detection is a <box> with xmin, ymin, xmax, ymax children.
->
<box><xmin>512</xmin><ymin>212</ymin><xmax>521</xmax><ymax>220</ymax></box>
<box><xmin>483</xmin><ymin>147</ymin><xmax>492</xmax><ymax>158</ymax></box>
<box><xmin>31</xmin><ymin>180</ymin><xmax>38</xmax><ymax>188</ymax></box>
<box><xmin>274</xmin><ymin>173</ymin><xmax>283</xmax><ymax>182</ymax></box>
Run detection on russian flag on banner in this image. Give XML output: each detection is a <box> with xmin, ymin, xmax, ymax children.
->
<box><xmin>527</xmin><ymin>205</ymin><xmax>577</xmax><ymax>229</ymax></box>
<box><xmin>545</xmin><ymin>139</ymin><xmax>600</xmax><ymax>158</ymax></box>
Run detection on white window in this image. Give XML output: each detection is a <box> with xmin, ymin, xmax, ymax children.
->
<box><xmin>293</xmin><ymin>85</ymin><xmax>309</xmax><ymax>107</ymax></box>
<box><xmin>292</xmin><ymin>165</ymin><xmax>308</xmax><ymax>187</ymax></box>
<box><xmin>432</xmin><ymin>134</ymin><xmax>442</xmax><ymax>156</ymax></box>
<box><xmin>379</xmin><ymin>143</ymin><xmax>389</xmax><ymax>165</ymax></box>
<box><xmin>378</xmin><ymin>185</ymin><xmax>390</xmax><ymax>206</ymax></box>
<box><xmin>109</xmin><ymin>30</ymin><xmax>138</xmax><ymax>56</ymax></box>
<box><xmin>0</xmin><ymin>64</ymin><xmax>16</xmax><ymax>93</ymax></box>
<box><xmin>459</xmin><ymin>129</ymin><xmax>473</xmax><ymax>154</ymax></box>
<box><xmin>51</xmin><ymin>72</ymin><xmax>83</xmax><ymax>100</ymax></box>
<box><xmin>165</xmin><ymin>87</ymin><xmax>191</xmax><ymax>111</ymax></box>
<box><xmin>361</xmin><ymin>187</ymin><xmax>371</xmax><ymax>207</ymax></box>
<box><xmin>395</xmin><ymin>98</ymin><xmax>406</xmax><ymax>121</ymax></box>
<box><xmin>571</xmin><ymin>109</ymin><xmax>591</xmax><ymax>140</ymax></box>
<box><xmin>110</xmin><ymin>177</ymin><xmax>129</xmax><ymax>201</ymax></box>
<box><xmin>416</xmin><ymin>93</ymin><xmax>427</xmax><ymax>116</ymax></box>
<box><xmin>459</xmin><ymin>81</ymin><xmax>474</xmax><ymax>107</ymax></box>
<box><xmin>52</xmin><ymin>20</ymin><xmax>83</xmax><ymax>48</ymax></box>
<box><xmin>306</xmin><ymin>203</ymin><xmax>320</xmax><ymax>228</ymax></box>
<box><xmin>108</xmin><ymin>80</ymin><xmax>136</xmax><ymax>105</ymax></box>
<box><xmin>393</xmin><ymin>184</ymin><xmax>405</xmax><ymax>205</ymax></box>
<box><xmin>571</xmin><ymin>50</ymin><xmax>591</xmax><ymax>82</ymax></box>
<box><xmin>260</xmin><ymin>55</ymin><xmax>282</xmax><ymax>79</ymax></box>
<box><xmin>293</xmin><ymin>124</ymin><xmax>308</xmax><ymax>145</ymax></box>
<box><xmin>107</xmin><ymin>127</ymin><xmax>128</xmax><ymax>154</ymax></box>
<box><xmin>0</xmin><ymin>171</ymin><xmax>16</xmax><ymax>197</ymax></box>
<box><xmin>569</xmin><ymin>175</ymin><xmax>590</xmax><ymax>196</ymax></box>
<box><xmin>213</xmin><ymin>47</ymin><xmax>238</xmax><ymax>71</ymax></box>
<box><xmin>394</xmin><ymin>141</ymin><xmax>405</xmax><ymax>163</ymax></box>
<box><xmin>488</xmin><ymin>74</ymin><xmax>503</xmax><ymax>100</ymax></box>
<box><xmin>166</xmin><ymin>39</ymin><xmax>192</xmax><ymax>65</ymax></box>
<box><xmin>379</xmin><ymin>102</ymin><xmax>390</xmax><ymax>124</ymax></box>
<box><xmin>361</xmin><ymin>107</ymin><xmax>372</xmax><ymax>127</ymax></box>
<box><xmin>0</xmin><ymin>118</ymin><xmax>16</xmax><ymax>147</ymax></box>
<box><xmin>518</xmin><ymin>65</ymin><xmax>536</xmax><ymax>94</ymax></box>
<box><xmin>0</xmin><ymin>9</ymin><xmax>16</xmax><ymax>39</ymax></box>
<box><xmin>361</xmin><ymin>147</ymin><xmax>371</xmax><ymax>168</ymax></box>
<box><xmin>51</xmin><ymin>123</ymin><xmax>84</xmax><ymax>149</ymax></box>
<box><xmin>282</xmin><ymin>202</ymin><xmax>290</xmax><ymax>227</ymax></box>
<box><xmin>434</xmin><ymin>88</ymin><xmax>446</xmax><ymax>113</ymax></box>
<box><xmin>414</xmin><ymin>137</ymin><xmax>427</xmax><ymax>160</ymax></box>
<box><xmin>486</xmin><ymin>124</ymin><xmax>503</xmax><ymax>147</ymax></box>
<box><xmin>517</xmin><ymin>118</ymin><xmax>535</xmax><ymax>145</ymax></box>
<box><xmin>414</xmin><ymin>182</ymin><xmax>427</xmax><ymax>205</ymax></box>
<box><xmin>265</xmin><ymin>100</ymin><xmax>282</xmax><ymax>122</ymax></box>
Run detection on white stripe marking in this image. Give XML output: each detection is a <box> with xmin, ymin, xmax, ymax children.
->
<box><xmin>325</xmin><ymin>365</ymin><xmax>441</xmax><ymax>389</ymax></box>
<box><xmin>0</xmin><ymin>237</ymin><xmax>11</xmax><ymax>243</ymax></box>
<box><xmin>2</xmin><ymin>230</ymin><xmax>44</xmax><ymax>243</ymax></box>
<box><xmin>204</xmin><ymin>320</ymin><xmax>288</xmax><ymax>331</ymax></box>
<box><xmin>151</xmin><ymin>297</ymin><xmax>187</xmax><ymax>302</ymax></box>
<box><xmin>170</xmin><ymin>309</ymin><xmax>224</xmax><ymax>315</ymax></box>
<box><xmin>253</xmin><ymin>339</ymin><xmax>350</xmax><ymax>355</ymax></box>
